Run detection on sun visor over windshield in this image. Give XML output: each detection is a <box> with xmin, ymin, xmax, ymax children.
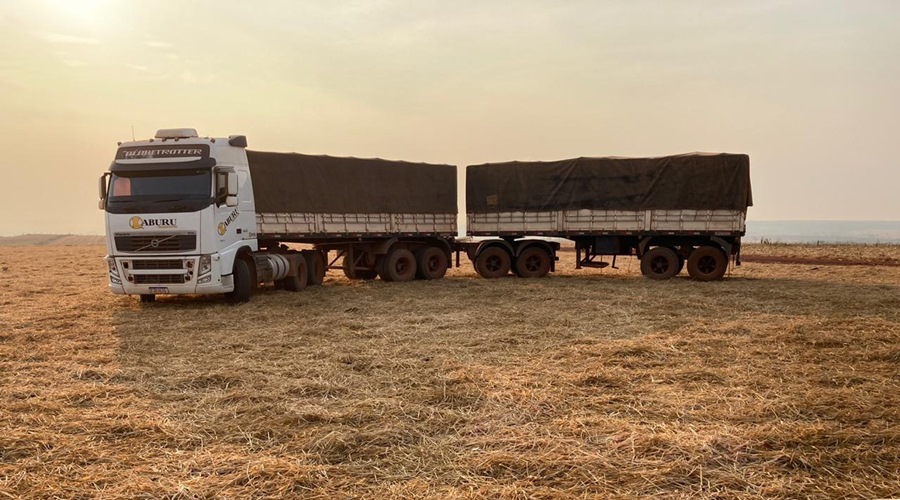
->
<box><xmin>110</xmin><ymin>158</ymin><xmax>217</xmax><ymax>173</ymax></box>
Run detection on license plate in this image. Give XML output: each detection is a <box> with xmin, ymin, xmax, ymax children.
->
<box><xmin>149</xmin><ymin>287</ymin><xmax>169</xmax><ymax>293</ymax></box>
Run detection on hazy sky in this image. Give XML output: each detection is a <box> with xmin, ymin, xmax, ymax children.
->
<box><xmin>1</xmin><ymin>0</ymin><xmax>897</xmax><ymax>235</ymax></box>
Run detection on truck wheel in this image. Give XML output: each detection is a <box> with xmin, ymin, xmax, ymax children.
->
<box><xmin>640</xmin><ymin>247</ymin><xmax>679</xmax><ymax>280</ymax></box>
<box><xmin>415</xmin><ymin>246</ymin><xmax>448</xmax><ymax>280</ymax></box>
<box><xmin>687</xmin><ymin>245</ymin><xmax>728</xmax><ymax>281</ymax></box>
<box><xmin>342</xmin><ymin>255</ymin><xmax>378</xmax><ymax>280</ymax></box>
<box><xmin>379</xmin><ymin>248</ymin><xmax>416</xmax><ymax>282</ymax></box>
<box><xmin>226</xmin><ymin>258</ymin><xmax>252</xmax><ymax>303</ymax></box>
<box><xmin>284</xmin><ymin>256</ymin><xmax>308</xmax><ymax>291</ymax></box>
<box><xmin>139</xmin><ymin>294</ymin><xmax>156</xmax><ymax>303</ymax></box>
<box><xmin>303</xmin><ymin>250</ymin><xmax>326</xmax><ymax>286</ymax></box>
<box><xmin>474</xmin><ymin>247</ymin><xmax>511</xmax><ymax>279</ymax></box>
<box><xmin>515</xmin><ymin>247</ymin><xmax>551</xmax><ymax>278</ymax></box>
<box><xmin>341</xmin><ymin>254</ymin><xmax>356</xmax><ymax>279</ymax></box>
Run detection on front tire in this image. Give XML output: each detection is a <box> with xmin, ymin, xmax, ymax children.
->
<box><xmin>226</xmin><ymin>258</ymin><xmax>252</xmax><ymax>303</ymax></box>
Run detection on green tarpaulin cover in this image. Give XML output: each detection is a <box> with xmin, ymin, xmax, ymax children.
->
<box><xmin>466</xmin><ymin>153</ymin><xmax>751</xmax><ymax>212</ymax></box>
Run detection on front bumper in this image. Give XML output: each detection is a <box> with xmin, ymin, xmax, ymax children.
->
<box><xmin>106</xmin><ymin>254</ymin><xmax>232</xmax><ymax>295</ymax></box>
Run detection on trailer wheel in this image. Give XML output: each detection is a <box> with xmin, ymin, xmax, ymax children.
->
<box><xmin>415</xmin><ymin>246</ymin><xmax>449</xmax><ymax>280</ymax></box>
<box><xmin>342</xmin><ymin>255</ymin><xmax>378</xmax><ymax>280</ymax></box>
<box><xmin>341</xmin><ymin>255</ymin><xmax>356</xmax><ymax>279</ymax></box>
<box><xmin>303</xmin><ymin>250</ymin><xmax>326</xmax><ymax>286</ymax></box>
<box><xmin>474</xmin><ymin>247</ymin><xmax>511</xmax><ymax>279</ymax></box>
<box><xmin>687</xmin><ymin>245</ymin><xmax>728</xmax><ymax>281</ymax></box>
<box><xmin>226</xmin><ymin>258</ymin><xmax>252</xmax><ymax>303</ymax></box>
<box><xmin>139</xmin><ymin>294</ymin><xmax>156</xmax><ymax>303</ymax></box>
<box><xmin>666</xmin><ymin>247</ymin><xmax>685</xmax><ymax>275</ymax></box>
<box><xmin>379</xmin><ymin>248</ymin><xmax>416</xmax><ymax>282</ymax></box>
<box><xmin>640</xmin><ymin>247</ymin><xmax>680</xmax><ymax>280</ymax></box>
<box><xmin>284</xmin><ymin>256</ymin><xmax>309</xmax><ymax>291</ymax></box>
<box><xmin>514</xmin><ymin>247</ymin><xmax>551</xmax><ymax>278</ymax></box>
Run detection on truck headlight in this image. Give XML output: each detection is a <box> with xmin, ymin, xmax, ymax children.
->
<box><xmin>106</xmin><ymin>257</ymin><xmax>119</xmax><ymax>276</ymax></box>
<box><xmin>198</xmin><ymin>255</ymin><xmax>212</xmax><ymax>276</ymax></box>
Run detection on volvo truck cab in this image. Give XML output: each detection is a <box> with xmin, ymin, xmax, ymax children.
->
<box><xmin>99</xmin><ymin>128</ymin><xmax>258</xmax><ymax>302</ymax></box>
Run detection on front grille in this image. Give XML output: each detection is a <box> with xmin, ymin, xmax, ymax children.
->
<box><xmin>134</xmin><ymin>274</ymin><xmax>186</xmax><ymax>284</ymax></box>
<box><xmin>132</xmin><ymin>259</ymin><xmax>183</xmax><ymax>270</ymax></box>
<box><xmin>115</xmin><ymin>234</ymin><xmax>196</xmax><ymax>252</ymax></box>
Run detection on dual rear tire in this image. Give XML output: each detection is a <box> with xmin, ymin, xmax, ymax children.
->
<box><xmin>378</xmin><ymin>248</ymin><xmax>417</xmax><ymax>282</ymax></box>
<box><xmin>229</xmin><ymin>251</ymin><xmax>313</xmax><ymax>304</ymax></box>
<box><xmin>343</xmin><ymin>246</ymin><xmax>449</xmax><ymax>282</ymax></box>
<box><xmin>474</xmin><ymin>247</ymin><xmax>511</xmax><ymax>279</ymax></box>
<box><xmin>281</xmin><ymin>257</ymin><xmax>308</xmax><ymax>291</ymax></box>
<box><xmin>415</xmin><ymin>247</ymin><xmax>449</xmax><ymax>280</ymax></box>
<box><xmin>686</xmin><ymin>245</ymin><xmax>728</xmax><ymax>281</ymax></box>
<box><xmin>640</xmin><ymin>245</ymin><xmax>728</xmax><ymax>281</ymax></box>
<box><xmin>514</xmin><ymin>247</ymin><xmax>552</xmax><ymax>278</ymax></box>
<box><xmin>302</xmin><ymin>250</ymin><xmax>327</xmax><ymax>285</ymax></box>
<box><xmin>473</xmin><ymin>246</ymin><xmax>552</xmax><ymax>279</ymax></box>
<box><xmin>640</xmin><ymin>247</ymin><xmax>680</xmax><ymax>280</ymax></box>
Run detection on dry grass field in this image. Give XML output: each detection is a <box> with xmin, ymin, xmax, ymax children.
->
<box><xmin>1</xmin><ymin>243</ymin><xmax>899</xmax><ymax>498</ymax></box>
<box><xmin>0</xmin><ymin>234</ymin><xmax>105</xmax><ymax>247</ymax></box>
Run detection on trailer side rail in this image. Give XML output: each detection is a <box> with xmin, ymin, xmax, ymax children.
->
<box><xmin>467</xmin><ymin>209</ymin><xmax>745</xmax><ymax>235</ymax></box>
<box><xmin>257</xmin><ymin>212</ymin><xmax>457</xmax><ymax>238</ymax></box>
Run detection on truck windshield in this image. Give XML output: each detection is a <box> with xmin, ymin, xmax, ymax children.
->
<box><xmin>106</xmin><ymin>168</ymin><xmax>212</xmax><ymax>213</ymax></box>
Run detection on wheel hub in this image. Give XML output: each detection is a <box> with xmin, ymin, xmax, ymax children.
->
<box><xmin>651</xmin><ymin>257</ymin><xmax>669</xmax><ymax>274</ymax></box>
<box><xmin>697</xmin><ymin>256</ymin><xmax>717</xmax><ymax>274</ymax></box>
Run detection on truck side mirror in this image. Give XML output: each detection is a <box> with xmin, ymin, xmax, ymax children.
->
<box><xmin>227</xmin><ymin>172</ymin><xmax>238</xmax><ymax>196</ymax></box>
<box><xmin>98</xmin><ymin>174</ymin><xmax>109</xmax><ymax>209</ymax></box>
<box><xmin>225</xmin><ymin>195</ymin><xmax>238</xmax><ymax>207</ymax></box>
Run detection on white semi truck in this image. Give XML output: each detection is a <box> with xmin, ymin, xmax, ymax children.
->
<box><xmin>99</xmin><ymin>128</ymin><xmax>752</xmax><ymax>303</ymax></box>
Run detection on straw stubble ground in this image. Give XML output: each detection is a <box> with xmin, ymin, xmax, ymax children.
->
<box><xmin>1</xmin><ymin>244</ymin><xmax>899</xmax><ymax>498</ymax></box>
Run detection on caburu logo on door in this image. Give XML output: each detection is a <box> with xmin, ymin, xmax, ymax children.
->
<box><xmin>218</xmin><ymin>208</ymin><xmax>240</xmax><ymax>235</ymax></box>
<box><xmin>129</xmin><ymin>216</ymin><xmax>177</xmax><ymax>229</ymax></box>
